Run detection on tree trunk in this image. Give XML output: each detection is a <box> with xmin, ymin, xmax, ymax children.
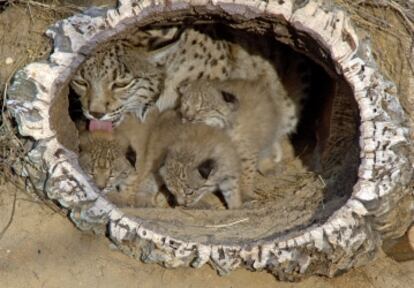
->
<box><xmin>4</xmin><ymin>0</ymin><xmax>414</xmax><ymax>281</ymax></box>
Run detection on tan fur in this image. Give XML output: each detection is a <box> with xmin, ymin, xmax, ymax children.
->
<box><xmin>78</xmin><ymin>129</ymin><xmax>134</xmax><ymax>194</ymax></box>
<box><xmin>105</xmin><ymin>111</ymin><xmax>166</xmax><ymax>207</ymax></box>
<box><xmin>115</xmin><ymin>111</ymin><xmax>158</xmax><ymax>167</ymax></box>
<box><xmin>119</xmin><ymin>110</ymin><xmax>243</xmax><ymax>209</ymax></box>
<box><xmin>78</xmin><ymin>112</ymin><xmax>156</xmax><ymax>196</ymax></box>
<box><xmin>179</xmin><ymin>77</ymin><xmax>296</xmax><ymax>196</ymax></box>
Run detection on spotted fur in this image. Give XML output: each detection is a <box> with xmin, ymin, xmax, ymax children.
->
<box><xmin>151</xmin><ymin>27</ymin><xmax>295</xmax><ymax>116</ymax></box>
<box><xmin>70</xmin><ymin>28</ymin><xmax>178</xmax><ymax>124</ymax></box>
<box><xmin>152</xmin><ymin>27</ymin><xmax>233</xmax><ymax>111</ymax></box>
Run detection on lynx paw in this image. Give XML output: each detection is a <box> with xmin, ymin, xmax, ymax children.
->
<box><xmin>273</xmin><ymin>141</ymin><xmax>283</xmax><ymax>163</ymax></box>
<box><xmin>156</xmin><ymin>88</ymin><xmax>179</xmax><ymax>111</ymax></box>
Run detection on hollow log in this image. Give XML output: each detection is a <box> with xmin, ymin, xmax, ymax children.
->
<box><xmin>4</xmin><ymin>0</ymin><xmax>414</xmax><ymax>281</ymax></box>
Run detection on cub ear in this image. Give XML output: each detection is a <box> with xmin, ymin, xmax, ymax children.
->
<box><xmin>178</xmin><ymin>82</ymin><xmax>191</xmax><ymax>95</ymax></box>
<box><xmin>125</xmin><ymin>146</ymin><xmax>136</xmax><ymax>167</ymax></box>
<box><xmin>197</xmin><ymin>159</ymin><xmax>216</xmax><ymax>179</ymax></box>
<box><xmin>159</xmin><ymin>165</ymin><xmax>167</xmax><ymax>179</ymax></box>
<box><xmin>220</xmin><ymin>91</ymin><xmax>239</xmax><ymax>110</ymax></box>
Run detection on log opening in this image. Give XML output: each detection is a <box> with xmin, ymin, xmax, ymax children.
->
<box><xmin>6</xmin><ymin>0</ymin><xmax>412</xmax><ymax>281</ymax></box>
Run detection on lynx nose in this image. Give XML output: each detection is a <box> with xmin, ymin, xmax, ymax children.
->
<box><xmin>90</xmin><ymin>111</ymin><xmax>105</xmax><ymax>119</ymax></box>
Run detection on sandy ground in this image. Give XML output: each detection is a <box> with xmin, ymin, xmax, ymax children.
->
<box><xmin>1</xmin><ymin>184</ymin><xmax>414</xmax><ymax>288</ymax></box>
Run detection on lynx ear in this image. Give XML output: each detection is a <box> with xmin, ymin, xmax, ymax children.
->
<box><xmin>159</xmin><ymin>165</ymin><xmax>167</xmax><ymax>179</ymax></box>
<box><xmin>147</xmin><ymin>26</ymin><xmax>182</xmax><ymax>50</ymax></box>
<box><xmin>125</xmin><ymin>146</ymin><xmax>136</xmax><ymax>167</ymax></box>
<box><xmin>220</xmin><ymin>90</ymin><xmax>239</xmax><ymax>111</ymax></box>
<box><xmin>147</xmin><ymin>38</ymin><xmax>181</xmax><ymax>66</ymax></box>
<box><xmin>197</xmin><ymin>159</ymin><xmax>216</xmax><ymax>179</ymax></box>
<box><xmin>120</xmin><ymin>49</ymin><xmax>156</xmax><ymax>77</ymax></box>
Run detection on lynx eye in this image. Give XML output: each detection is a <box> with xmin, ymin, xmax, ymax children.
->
<box><xmin>221</xmin><ymin>91</ymin><xmax>237</xmax><ymax>103</ymax></box>
<box><xmin>112</xmin><ymin>82</ymin><xmax>130</xmax><ymax>90</ymax></box>
<box><xmin>185</xmin><ymin>190</ymin><xmax>194</xmax><ymax>196</ymax></box>
<box><xmin>197</xmin><ymin>159</ymin><xmax>215</xmax><ymax>179</ymax></box>
<box><xmin>72</xmin><ymin>79</ymin><xmax>88</xmax><ymax>87</ymax></box>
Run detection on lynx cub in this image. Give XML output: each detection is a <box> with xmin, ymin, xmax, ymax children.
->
<box><xmin>78</xmin><ymin>112</ymin><xmax>156</xmax><ymax>193</ymax></box>
<box><xmin>78</xmin><ymin>129</ymin><xmax>134</xmax><ymax>193</ymax></box>
<box><xmin>178</xmin><ymin>77</ymin><xmax>296</xmax><ymax>194</ymax></box>
<box><xmin>120</xmin><ymin>110</ymin><xmax>244</xmax><ymax>209</ymax></box>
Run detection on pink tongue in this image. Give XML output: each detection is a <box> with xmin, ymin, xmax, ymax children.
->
<box><xmin>89</xmin><ymin>120</ymin><xmax>113</xmax><ymax>132</ymax></box>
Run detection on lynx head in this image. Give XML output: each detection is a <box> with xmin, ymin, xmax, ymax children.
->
<box><xmin>178</xmin><ymin>80</ymin><xmax>239</xmax><ymax>129</ymax></box>
<box><xmin>71</xmin><ymin>41</ymin><xmax>164</xmax><ymax>125</ymax></box>
<box><xmin>159</xmin><ymin>146</ymin><xmax>218</xmax><ymax>207</ymax></box>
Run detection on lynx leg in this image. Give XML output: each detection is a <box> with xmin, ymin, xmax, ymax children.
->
<box><xmin>106</xmin><ymin>185</ymin><xmax>137</xmax><ymax>207</ymax></box>
<box><xmin>236</xmin><ymin>142</ymin><xmax>258</xmax><ymax>201</ymax></box>
<box><xmin>156</xmin><ymin>84</ymin><xmax>179</xmax><ymax>111</ymax></box>
<box><xmin>272</xmin><ymin>140</ymin><xmax>283</xmax><ymax>163</ymax></box>
<box><xmin>219</xmin><ymin>176</ymin><xmax>242</xmax><ymax>209</ymax></box>
<box><xmin>240</xmin><ymin>158</ymin><xmax>258</xmax><ymax>201</ymax></box>
<box><xmin>135</xmin><ymin>173</ymin><xmax>164</xmax><ymax>207</ymax></box>
<box><xmin>109</xmin><ymin>158</ymin><xmax>142</xmax><ymax>205</ymax></box>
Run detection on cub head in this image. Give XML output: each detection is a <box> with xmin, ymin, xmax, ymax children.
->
<box><xmin>159</xmin><ymin>148</ymin><xmax>218</xmax><ymax>207</ymax></box>
<box><xmin>79</xmin><ymin>132</ymin><xmax>134</xmax><ymax>193</ymax></box>
<box><xmin>178</xmin><ymin>80</ymin><xmax>239</xmax><ymax>129</ymax></box>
